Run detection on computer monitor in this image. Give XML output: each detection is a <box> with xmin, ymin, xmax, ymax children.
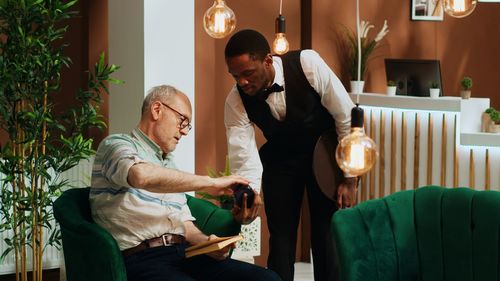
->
<box><xmin>385</xmin><ymin>59</ymin><xmax>443</xmax><ymax>97</ymax></box>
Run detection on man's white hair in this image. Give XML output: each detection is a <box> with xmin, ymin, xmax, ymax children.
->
<box><xmin>141</xmin><ymin>85</ymin><xmax>183</xmax><ymax>116</ymax></box>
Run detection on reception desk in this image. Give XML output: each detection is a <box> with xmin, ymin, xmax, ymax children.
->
<box><xmin>350</xmin><ymin>93</ymin><xmax>500</xmax><ymax>202</ymax></box>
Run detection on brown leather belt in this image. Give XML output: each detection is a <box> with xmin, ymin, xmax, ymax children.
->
<box><xmin>122</xmin><ymin>233</ymin><xmax>185</xmax><ymax>258</ymax></box>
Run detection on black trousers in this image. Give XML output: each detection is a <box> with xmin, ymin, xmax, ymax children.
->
<box><xmin>262</xmin><ymin>153</ymin><xmax>339</xmax><ymax>281</ymax></box>
<box><xmin>124</xmin><ymin>243</ymin><xmax>281</xmax><ymax>281</ymax></box>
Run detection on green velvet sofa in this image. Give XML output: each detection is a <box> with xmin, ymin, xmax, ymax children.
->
<box><xmin>53</xmin><ymin>187</ymin><xmax>241</xmax><ymax>281</ymax></box>
<box><xmin>331</xmin><ymin>185</ymin><xmax>500</xmax><ymax>281</ymax></box>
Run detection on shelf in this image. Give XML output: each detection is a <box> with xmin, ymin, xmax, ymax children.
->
<box><xmin>349</xmin><ymin>93</ymin><xmax>489</xmax><ymax>113</ymax></box>
<box><xmin>460</xmin><ymin>132</ymin><xmax>500</xmax><ymax>147</ymax></box>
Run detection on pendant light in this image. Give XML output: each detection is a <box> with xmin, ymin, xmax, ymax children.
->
<box><xmin>335</xmin><ymin>105</ymin><xmax>378</xmax><ymax>176</ymax></box>
<box><xmin>272</xmin><ymin>0</ymin><xmax>289</xmax><ymax>55</ymax></box>
<box><xmin>203</xmin><ymin>0</ymin><xmax>236</xmax><ymax>39</ymax></box>
<box><xmin>443</xmin><ymin>0</ymin><xmax>477</xmax><ymax>18</ymax></box>
<box><xmin>335</xmin><ymin>0</ymin><xmax>377</xmax><ymax>176</ymax></box>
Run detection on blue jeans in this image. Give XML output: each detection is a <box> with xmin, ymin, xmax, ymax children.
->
<box><xmin>124</xmin><ymin>243</ymin><xmax>281</xmax><ymax>281</ymax></box>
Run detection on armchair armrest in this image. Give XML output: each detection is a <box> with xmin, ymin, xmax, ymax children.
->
<box><xmin>186</xmin><ymin>195</ymin><xmax>241</xmax><ymax>237</ymax></box>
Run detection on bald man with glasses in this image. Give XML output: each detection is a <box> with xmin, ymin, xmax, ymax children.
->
<box><xmin>90</xmin><ymin>85</ymin><xmax>281</xmax><ymax>281</ymax></box>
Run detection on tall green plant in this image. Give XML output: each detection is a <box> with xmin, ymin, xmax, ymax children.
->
<box><xmin>0</xmin><ymin>1</ymin><xmax>121</xmax><ymax>280</ymax></box>
<box><xmin>343</xmin><ymin>20</ymin><xmax>389</xmax><ymax>81</ymax></box>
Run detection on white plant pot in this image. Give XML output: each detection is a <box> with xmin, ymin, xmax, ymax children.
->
<box><xmin>429</xmin><ymin>88</ymin><xmax>440</xmax><ymax>98</ymax></box>
<box><xmin>350</xmin><ymin>80</ymin><xmax>365</xmax><ymax>94</ymax></box>
<box><xmin>386</xmin><ymin>86</ymin><xmax>397</xmax><ymax>96</ymax></box>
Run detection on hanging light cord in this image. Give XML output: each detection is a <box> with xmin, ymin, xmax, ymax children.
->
<box><xmin>356</xmin><ymin>0</ymin><xmax>361</xmax><ymax>104</ymax></box>
<box><xmin>279</xmin><ymin>0</ymin><xmax>283</xmax><ymax>15</ymax></box>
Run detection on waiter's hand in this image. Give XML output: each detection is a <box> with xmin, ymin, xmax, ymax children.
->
<box><xmin>232</xmin><ymin>189</ymin><xmax>262</xmax><ymax>225</ymax></box>
<box><xmin>336</xmin><ymin>177</ymin><xmax>358</xmax><ymax>209</ymax></box>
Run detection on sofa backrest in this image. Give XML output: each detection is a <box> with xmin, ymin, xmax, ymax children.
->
<box><xmin>331</xmin><ymin>186</ymin><xmax>500</xmax><ymax>281</ymax></box>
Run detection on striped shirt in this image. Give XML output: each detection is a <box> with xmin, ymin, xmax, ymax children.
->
<box><xmin>89</xmin><ymin>128</ymin><xmax>195</xmax><ymax>250</ymax></box>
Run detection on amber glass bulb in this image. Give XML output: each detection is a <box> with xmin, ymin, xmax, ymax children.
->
<box><xmin>203</xmin><ymin>0</ymin><xmax>236</xmax><ymax>39</ymax></box>
<box><xmin>273</xmin><ymin>33</ymin><xmax>289</xmax><ymax>55</ymax></box>
<box><xmin>443</xmin><ymin>0</ymin><xmax>477</xmax><ymax>18</ymax></box>
<box><xmin>335</xmin><ymin>127</ymin><xmax>378</xmax><ymax>176</ymax></box>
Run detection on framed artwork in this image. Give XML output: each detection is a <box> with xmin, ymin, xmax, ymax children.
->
<box><xmin>411</xmin><ymin>0</ymin><xmax>444</xmax><ymax>21</ymax></box>
<box><xmin>478</xmin><ymin>0</ymin><xmax>500</xmax><ymax>2</ymax></box>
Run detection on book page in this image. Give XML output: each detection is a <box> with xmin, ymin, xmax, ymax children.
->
<box><xmin>185</xmin><ymin>235</ymin><xmax>243</xmax><ymax>258</ymax></box>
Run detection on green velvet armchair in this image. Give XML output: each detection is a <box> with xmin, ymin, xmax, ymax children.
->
<box><xmin>53</xmin><ymin>187</ymin><xmax>241</xmax><ymax>281</ymax></box>
<box><xmin>331</xmin><ymin>185</ymin><xmax>500</xmax><ymax>281</ymax></box>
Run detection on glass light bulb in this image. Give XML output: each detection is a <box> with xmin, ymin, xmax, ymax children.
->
<box><xmin>335</xmin><ymin>127</ymin><xmax>378</xmax><ymax>176</ymax></box>
<box><xmin>203</xmin><ymin>0</ymin><xmax>236</xmax><ymax>39</ymax></box>
<box><xmin>443</xmin><ymin>0</ymin><xmax>477</xmax><ymax>18</ymax></box>
<box><xmin>272</xmin><ymin>33</ymin><xmax>289</xmax><ymax>55</ymax></box>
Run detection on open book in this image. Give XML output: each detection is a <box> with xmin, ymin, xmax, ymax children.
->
<box><xmin>185</xmin><ymin>235</ymin><xmax>243</xmax><ymax>258</ymax></box>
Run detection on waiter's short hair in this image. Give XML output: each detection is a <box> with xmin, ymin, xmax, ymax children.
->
<box><xmin>225</xmin><ymin>29</ymin><xmax>270</xmax><ymax>60</ymax></box>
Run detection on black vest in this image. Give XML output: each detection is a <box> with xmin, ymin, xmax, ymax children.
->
<box><xmin>238</xmin><ymin>50</ymin><xmax>336</xmax><ymax>160</ymax></box>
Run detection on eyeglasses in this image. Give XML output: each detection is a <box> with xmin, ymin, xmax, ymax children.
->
<box><xmin>159</xmin><ymin>102</ymin><xmax>192</xmax><ymax>132</ymax></box>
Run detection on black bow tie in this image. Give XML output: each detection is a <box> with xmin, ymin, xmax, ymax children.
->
<box><xmin>256</xmin><ymin>83</ymin><xmax>284</xmax><ymax>101</ymax></box>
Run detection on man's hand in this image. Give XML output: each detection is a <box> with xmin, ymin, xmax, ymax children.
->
<box><xmin>336</xmin><ymin>177</ymin><xmax>358</xmax><ymax>209</ymax></box>
<box><xmin>232</xmin><ymin>189</ymin><xmax>262</xmax><ymax>225</ymax></box>
<box><xmin>205</xmin><ymin>234</ymin><xmax>235</xmax><ymax>261</ymax></box>
<box><xmin>201</xmin><ymin>175</ymin><xmax>250</xmax><ymax>197</ymax></box>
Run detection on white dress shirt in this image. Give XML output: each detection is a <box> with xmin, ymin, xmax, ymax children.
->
<box><xmin>224</xmin><ymin>50</ymin><xmax>355</xmax><ymax>192</ymax></box>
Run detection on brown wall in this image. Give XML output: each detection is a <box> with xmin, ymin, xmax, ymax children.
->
<box><xmin>312</xmin><ymin>0</ymin><xmax>500</xmax><ymax>107</ymax></box>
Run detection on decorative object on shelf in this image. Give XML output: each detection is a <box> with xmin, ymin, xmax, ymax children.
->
<box><xmin>444</xmin><ymin>0</ymin><xmax>477</xmax><ymax>18</ymax></box>
<box><xmin>350</xmin><ymin>80</ymin><xmax>365</xmax><ymax>94</ymax></box>
<box><xmin>484</xmin><ymin>107</ymin><xmax>500</xmax><ymax>133</ymax></box>
<box><xmin>344</xmin><ymin>19</ymin><xmax>389</xmax><ymax>89</ymax></box>
<box><xmin>411</xmin><ymin>0</ymin><xmax>444</xmax><ymax>21</ymax></box>
<box><xmin>203</xmin><ymin>0</ymin><xmax>237</xmax><ymax>39</ymax></box>
<box><xmin>460</xmin><ymin>76</ymin><xmax>473</xmax><ymax>99</ymax></box>
<box><xmin>272</xmin><ymin>0</ymin><xmax>289</xmax><ymax>55</ymax></box>
<box><xmin>387</xmin><ymin>80</ymin><xmax>397</xmax><ymax>96</ymax></box>
<box><xmin>429</xmin><ymin>80</ymin><xmax>440</xmax><ymax>98</ymax></box>
<box><xmin>0</xmin><ymin>1</ymin><xmax>122</xmax><ymax>280</ymax></box>
<box><xmin>197</xmin><ymin>156</ymin><xmax>235</xmax><ymax>209</ymax></box>
<box><xmin>335</xmin><ymin>105</ymin><xmax>378</xmax><ymax>176</ymax></box>
<box><xmin>482</xmin><ymin>110</ymin><xmax>492</xmax><ymax>132</ymax></box>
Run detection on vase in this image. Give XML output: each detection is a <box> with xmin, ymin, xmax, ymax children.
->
<box><xmin>429</xmin><ymin>88</ymin><xmax>440</xmax><ymax>98</ymax></box>
<box><xmin>460</xmin><ymin>90</ymin><xmax>471</xmax><ymax>99</ymax></box>
<box><xmin>350</xmin><ymin>80</ymin><xmax>365</xmax><ymax>94</ymax></box>
<box><xmin>386</xmin><ymin>86</ymin><xmax>397</xmax><ymax>96</ymax></box>
<box><xmin>481</xmin><ymin>112</ymin><xmax>492</xmax><ymax>132</ymax></box>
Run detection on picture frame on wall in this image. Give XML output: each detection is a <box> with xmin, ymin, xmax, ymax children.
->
<box><xmin>411</xmin><ymin>0</ymin><xmax>444</xmax><ymax>21</ymax></box>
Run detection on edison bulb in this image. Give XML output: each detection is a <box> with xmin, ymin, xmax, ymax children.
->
<box><xmin>273</xmin><ymin>33</ymin><xmax>289</xmax><ymax>55</ymax></box>
<box><xmin>203</xmin><ymin>0</ymin><xmax>236</xmax><ymax>39</ymax></box>
<box><xmin>335</xmin><ymin>127</ymin><xmax>377</xmax><ymax>176</ymax></box>
<box><xmin>443</xmin><ymin>0</ymin><xmax>477</xmax><ymax>18</ymax></box>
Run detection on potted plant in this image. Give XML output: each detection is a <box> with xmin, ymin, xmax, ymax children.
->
<box><xmin>460</xmin><ymin>76</ymin><xmax>473</xmax><ymax>99</ymax></box>
<box><xmin>0</xmin><ymin>1</ymin><xmax>121</xmax><ymax>279</ymax></box>
<box><xmin>386</xmin><ymin>80</ymin><xmax>397</xmax><ymax>96</ymax></box>
<box><xmin>429</xmin><ymin>80</ymin><xmax>440</xmax><ymax>98</ymax></box>
<box><xmin>342</xmin><ymin>20</ymin><xmax>389</xmax><ymax>94</ymax></box>
<box><xmin>486</xmin><ymin>108</ymin><xmax>500</xmax><ymax>133</ymax></box>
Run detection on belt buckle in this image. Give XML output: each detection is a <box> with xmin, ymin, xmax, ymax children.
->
<box><xmin>161</xmin><ymin>234</ymin><xmax>169</xmax><ymax>246</ymax></box>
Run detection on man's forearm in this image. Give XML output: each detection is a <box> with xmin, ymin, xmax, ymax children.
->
<box><xmin>128</xmin><ymin>162</ymin><xmax>214</xmax><ymax>193</ymax></box>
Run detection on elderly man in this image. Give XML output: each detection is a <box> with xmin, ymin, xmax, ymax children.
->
<box><xmin>90</xmin><ymin>85</ymin><xmax>280</xmax><ymax>281</ymax></box>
